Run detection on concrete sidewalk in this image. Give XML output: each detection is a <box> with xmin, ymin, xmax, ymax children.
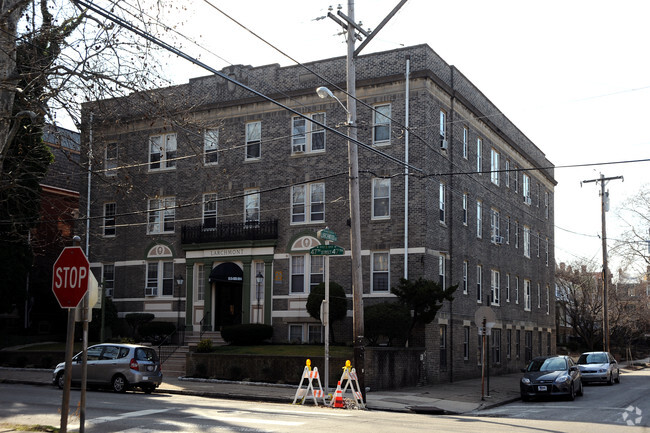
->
<box><xmin>0</xmin><ymin>365</ymin><xmax>521</xmax><ymax>414</ymax></box>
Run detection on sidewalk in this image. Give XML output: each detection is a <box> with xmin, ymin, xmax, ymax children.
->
<box><xmin>0</xmin><ymin>366</ymin><xmax>523</xmax><ymax>414</ymax></box>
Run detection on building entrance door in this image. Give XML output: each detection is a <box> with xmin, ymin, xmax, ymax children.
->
<box><xmin>209</xmin><ymin>262</ymin><xmax>244</xmax><ymax>330</ymax></box>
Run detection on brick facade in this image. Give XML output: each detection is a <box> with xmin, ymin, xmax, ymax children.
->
<box><xmin>80</xmin><ymin>44</ymin><xmax>556</xmax><ymax>382</ymax></box>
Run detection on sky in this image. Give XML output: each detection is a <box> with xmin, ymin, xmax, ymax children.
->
<box><xmin>154</xmin><ymin>0</ymin><xmax>650</xmax><ymax>275</ymax></box>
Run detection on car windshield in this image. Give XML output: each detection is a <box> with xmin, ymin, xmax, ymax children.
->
<box><xmin>527</xmin><ymin>358</ymin><xmax>567</xmax><ymax>372</ymax></box>
<box><xmin>135</xmin><ymin>348</ymin><xmax>159</xmax><ymax>362</ymax></box>
<box><xmin>577</xmin><ymin>353</ymin><xmax>608</xmax><ymax>364</ymax></box>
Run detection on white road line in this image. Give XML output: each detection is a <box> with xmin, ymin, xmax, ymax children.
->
<box><xmin>90</xmin><ymin>408</ymin><xmax>174</xmax><ymax>424</ymax></box>
<box><xmin>190</xmin><ymin>414</ymin><xmax>303</xmax><ymax>426</ymax></box>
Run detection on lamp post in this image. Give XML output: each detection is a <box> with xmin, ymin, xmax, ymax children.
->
<box><xmin>256</xmin><ymin>271</ymin><xmax>264</xmax><ymax>324</ymax></box>
<box><xmin>176</xmin><ymin>274</ymin><xmax>184</xmax><ymax>333</ymax></box>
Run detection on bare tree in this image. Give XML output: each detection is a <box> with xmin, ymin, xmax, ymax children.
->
<box><xmin>616</xmin><ymin>184</ymin><xmax>650</xmax><ymax>273</ymax></box>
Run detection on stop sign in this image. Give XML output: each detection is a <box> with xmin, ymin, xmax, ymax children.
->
<box><xmin>52</xmin><ymin>246</ymin><xmax>90</xmax><ymax>308</ymax></box>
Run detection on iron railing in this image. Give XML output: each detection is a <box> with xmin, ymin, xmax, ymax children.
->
<box><xmin>181</xmin><ymin>219</ymin><xmax>278</xmax><ymax>244</ymax></box>
<box><xmin>157</xmin><ymin>324</ymin><xmax>185</xmax><ymax>365</ymax></box>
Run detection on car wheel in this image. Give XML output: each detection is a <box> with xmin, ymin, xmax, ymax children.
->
<box><xmin>607</xmin><ymin>373</ymin><xmax>613</xmax><ymax>386</ymax></box>
<box><xmin>567</xmin><ymin>382</ymin><xmax>576</xmax><ymax>401</ymax></box>
<box><xmin>614</xmin><ymin>370</ymin><xmax>620</xmax><ymax>384</ymax></box>
<box><xmin>111</xmin><ymin>375</ymin><xmax>128</xmax><ymax>393</ymax></box>
<box><xmin>56</xmin><ymin>372</ymin><xmax>65</xmax><ymax>390</ymax></box>
<box><xmin>142</xmin><ymin>385</ymin><xmax>155</xmax><ymax>394</ymax></box>
<box><xmin>577</xmin><ymin>380</ymin><xmax>583</xmax><ymax>396</ymax></box>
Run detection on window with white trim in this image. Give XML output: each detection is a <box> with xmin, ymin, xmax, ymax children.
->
<box><xmin>515</xmin><ymin>221</ymin><xmax>519</xmax><ymax>249</ymax></box>
<box><xmin>537</xmin><ymin>283</ymin><xmax>541</xmax><ymax>308</ymax></box>
<box><xmin>490</xmin><ymin>209</ymin><xmax>500</xmax><ymax>243</ymax></box>
<box><xmin>524</xmin><ymin>279</ymin><xmax>531</xmax><ymax>311</ymax></box>
<box><xmin>476</xmin><ymin>200</ymin><xmax>482</xmax><ymax>238</ymax></box>
<box><xmin>463</xmin><ymin>126</ymin><xmax>468</xmax><ymax>159</ymax></box>
<box><xmin>546</xmin><ymin>285</ymin><xmax>550</xmax><ymax>315</ymax></box>
<box><xmin>290</xmin><ymin>254</ymin><xmax>324</xmax><ymax>295</ymax></box>
<box><xmin>146</xmin><ymin>261</ymin><xmax>173</xmax><ymax>297</ymax></box>
<box><xmin>203</xmin><ymin>193</ymin><xmax>217</xmax><ymax>229</ymax></box>
<box><xmin>545</xmin><ymin>238</ymin><xmax>549</xmax><ymax>266</ymax></box>
<box><xmin>292</xmin><ymin>113</ymin><xmax>325</xmax><ymax>153</ymax></box>
<box><xmin>462</xmin><ymin>193</ymin><xmax>468</xmax><ymax>225</ymax></box>
<box><xmin>490</xmin><ymin>269</ymin><xmax>500</xmax><ymax>306</ymax></box>
<box><xmin>103</xmin><ymin>264</ymin><xmax>114</xmax><ymax>297</ymax></box>
<box><xmin>477</xmin><ymin>265</ymin><xmax>483</xmax><ymax>303</ymax></box>
<box><xmin>105</xmin><ymin>142</ymin><xmax>118</xmax><ymax>176</ymax></box>
<box><xmin>372</xmin><ymin>252</ymin><xmax>389</xmax><ymax>292</ymax></box>
<box><xmin>523</xmin><ymin>226</ymin><xmax>531</xmax><ymax>258</ymax></box>
<box><xmin>545</xmin><ymin>191</ymin><xmax>549</xmax><ymax>219</ymax></box>
<box><xmin>204</xmin><ymin>128</ymin><xmax>219</xmax><ymax>165</ymax></box>
<box><xmin>505</xmin><ymin>159</ymin><xmax>510</xmax><ymax>188</ymax></box>
<box><xmin>245</xmin><ymin>121</ymin><xmax>261</xmax><ymax>160</ymax></box>
<box><xmin>439</xmin><ymin>182</ymin><xmax>445</xmax><ymax>223</ymax></box>
<box><xmin>506</xmin><ymin>273</ymin><xmax>511</xmax><ymax>303</ymax></box>
<box><xmin>103</xmin><ymin>202</ymin><xmax>116</xmax><ymax>237</ymax></box>
<box><xmin>476</xmin><ymin>138</ymin><xmax>482</xmax><ymax>173</ymax></box>
<box><xmin>149</xmin><ymin>133</ymin><xmax>177</xmax><ymax>171</ymax></box>
<box><xmin>490</xmin><ymin>148</ymin><xmax>499</xmax><ymax>185</ymax></box>
<box><xmin>463</xmin><ymin>260</ymin><xmax>468</xmax><ymax>294</ymax></box>
<box><xmin>515</xmin><ymin>276</ymin><xmax>520</xmax><ymax>304</ymax></box>
<box><xmin>373</xmin><ymin>104</ymin><xmax>391</xmax><ymax>145</ymax></box>
<box><xmin>506</xmin><ymin>216</ymin><xmax>511</xmax><ymax>244</ymax></box>
<box><xmin>523</xmin><ymin>172</ymin><xmax>531</xmax><ymax>204</ymax></box>
<box><xmin>147</xmin><ymin>197</ymin><xmax>175</xmax><ymax>234</ymax></box>
<box><xmin>537</xmin><ymin>231</ymin><xmax>541</xmax><ymax>257</ymax></box>
<box><xmin>439</xmin><ymin>110</ymin><xmax>446</xmax><ymax>147</ymax></box>
<box><xmin>196</xmin><ymin>264</ymin><xmax>205</xmax><ymax>302</ymax></box>
<box><xmin>309</xmin><ymin>324</ymin><xmax>323</xmax><ymax>344</ymax></box>
<box><xmin>514</xmin><ymin>164</ymin><xmax>519</xmax><ymax>192</ymax></box>
<box><xmin>372</xmin><ymin>178</ymin><xmax>390</xmax><ymax>219</ymax></box>
<box><xmin>439</xmin><ymin>255</ymin><xmax>446</xmax><ymax>288</ymax></box>
<box><xmin>289</xmin><ymin>324</ymin><xmax>303</xmax><ymax>343</ymax></box>
<box><xmin>244</xmin><ymin>188</ymin><xmax>260</xmax><ymax>224</ymax></box>
<box><xmin>291</xmin><ymin>182</ymin><xmax>325</xmax><ymax>224</ymax></box>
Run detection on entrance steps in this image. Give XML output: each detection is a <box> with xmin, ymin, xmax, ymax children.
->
<box><xmin>160</xmin><ymin>331</ymin><xmax>226</xmax><ymax>378</ymax></box>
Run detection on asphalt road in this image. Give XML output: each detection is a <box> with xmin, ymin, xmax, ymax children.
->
<box><xmin>1</xmin><ymin>371</ymin><xmax>648</xmax><ymax>433</ymax></box>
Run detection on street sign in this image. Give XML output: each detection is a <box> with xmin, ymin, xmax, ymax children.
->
<box><xmin>52</xmin><ymin>246</ymin><xmax>90</xmax><ymax>308</ymax></box>
<box><xmin>474</xmin><ymin>306</ymin><xmax>497</xmax><ymax>336</ymax></box>
<box><xmin>310</xmin><ymin>245</ymin><xmax>344</xmax><ymax>256</ymax></box>
<box><xmin>318</xmin><ymin>228</ymin><xmax>338</xmax><ymax>242</ymax></box>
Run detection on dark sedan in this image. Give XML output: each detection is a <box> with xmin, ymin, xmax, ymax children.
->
<box><xmin>520</xmin><ymin>355</ymin><xmax>583</xmax><ymax>401</ymax></box>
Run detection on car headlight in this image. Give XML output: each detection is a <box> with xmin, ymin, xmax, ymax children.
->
<box><xmin>598</xmin><ymin>369</ymin><xmax>606</xmax><ymax>373</ymax></box>
<box><xmin>555</xmin><ymin>374</ymin><xmax>571</xmax><ymax>384</ymax></box>
<box><xmin>521</xmin><ymin>377</ymin><xmax>531</xmax><ymax>385</ymax></box>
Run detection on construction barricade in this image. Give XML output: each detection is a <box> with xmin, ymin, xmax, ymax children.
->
<box><xmin>331</xmin><ymin>360</ymin><xmax>365</xmax><ymax>409</ymax></box>
<box><xmin>292</xmin><ymin>359</ymin><xmax>327</xmax><ymax>406</ymax></box>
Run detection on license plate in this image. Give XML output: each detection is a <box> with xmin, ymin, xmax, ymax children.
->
<box><xmin>143</xmin><ymin>376</ymin><xmax>149</xmax><ymax>380</ymax></box>
<box><xmin>538</xmin><ymin>385</ymin><xmax>547</xmax><ymax>391</ymax></box>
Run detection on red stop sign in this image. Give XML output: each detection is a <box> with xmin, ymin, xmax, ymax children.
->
<box><xmin>52</xmin><ymin>246</ymin><xmax>90</xmax><ymax>308</ymax></box>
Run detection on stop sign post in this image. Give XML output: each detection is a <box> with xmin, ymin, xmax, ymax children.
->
<box><xmin>52</xmin><ymin>246</ymin><xmax>90</xmax><ymax>309</ymax></box>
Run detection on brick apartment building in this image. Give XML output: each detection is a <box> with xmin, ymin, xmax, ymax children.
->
<box><xmin>80</xmin><ymin>44</ymin><xmax>556</xmax><ymax>382</ymax></box>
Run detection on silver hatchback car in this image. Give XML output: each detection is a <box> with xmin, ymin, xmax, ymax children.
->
<box><xmin>52</xmin><ymin>343</ymin><xmax>163</xmax><ymax>393</ymax></box>
<box><xmin>576</xmin><ymin>351</ymin><xmax>620</xmax><ymax>385</ymax></box>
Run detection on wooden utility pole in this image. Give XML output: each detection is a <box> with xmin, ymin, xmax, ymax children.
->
<box><xmin>582</xmin><ymin>173</ymin><xmax>623</xmax><ymax>353</ymax></box>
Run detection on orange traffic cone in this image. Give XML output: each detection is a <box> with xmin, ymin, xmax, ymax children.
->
<box><xmin>333</xmin><ymin>381</ymin><xmax>344</xmax><ymax>408</ymax></box>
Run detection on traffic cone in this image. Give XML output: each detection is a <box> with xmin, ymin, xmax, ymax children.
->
<box><xmin>333</xmin><ymin>381</ymin><xmax>344</xmax><ymax>408</ymax></box>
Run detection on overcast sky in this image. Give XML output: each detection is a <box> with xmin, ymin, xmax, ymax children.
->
<box><xmin>156</xmin><ymin>0</ymin><xmax>650</xmax><ymax>273</ymax></box>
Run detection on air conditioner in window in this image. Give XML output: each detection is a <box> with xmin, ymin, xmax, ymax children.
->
<box><xmin>292</xmin><ymin>144</ymin><xmax>305</xmax><ymax>153</ymax></box>
<box><xmin>494</xmin><ymin>235</ymin><xmax>504</xmax><ymax>245</ymax></box>
<box><xmin>524</xmin><ymin>196</ymin><xmax>532</xmax><ymax>205</ymax></box>
<box><xmin>145</xmin><ymin>287</ymin><xmax>157</xmax><ymax>296</ymax></box>
<box><xmin>440</xmin><ymin>138</ymin><xmax>448</xmax><ymax>150</ymax></box>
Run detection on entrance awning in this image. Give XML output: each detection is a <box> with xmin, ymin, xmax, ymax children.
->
<box><xmin>209</xmin><ymin>262</ymin><xmax>243</xmax><ymax>283</ymax></box>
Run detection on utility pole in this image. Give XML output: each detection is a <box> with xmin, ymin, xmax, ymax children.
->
<box><xmin>327</xmin><ymin>0</ymin><xmax>408</xmax><ymax>400</ymax></box>
<box><xmin>582</xmin><ymin>173</ymin><xmax>623</xmax><ymax>353</ymax></box>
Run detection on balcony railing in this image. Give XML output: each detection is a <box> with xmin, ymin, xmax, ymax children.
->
<box><xmin>181</xmin><ymin>219</ymin><xmax>278</xmax><ymax>244</ymax></box>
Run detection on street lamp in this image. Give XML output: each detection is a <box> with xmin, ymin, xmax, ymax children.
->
<box><xmin>176</xmin><ymin>274</ymin><xmax>184</xmax><ymax>331</ymax></box>
<box><xmin>316</xmin><ymin>87</ymin><xmax>350</xmax><ymax>121</ymax></box>
<box><xmin>255</xmin><ymin>271</ymin><xmax>264</xmax><ymax>324</ymax></box>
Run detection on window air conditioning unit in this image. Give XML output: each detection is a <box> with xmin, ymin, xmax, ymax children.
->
<box><xmin>145</xmin><ymin>287</ymin><xmax>157</xmax><ymax>296</ymax></box>
<box><xmin>440</xmin><ymin>138</ymin><xmax>448</xmax><ymax>150</ymax></box>
<box><xmin>292</xmin><ymin>144</ymin><xmax>305</xmax><ymax>153</ymax></box>
<box><xmin>494</xmin><ymin>236</ymin><xmax>504</xmax><ymax>245</ymax></box>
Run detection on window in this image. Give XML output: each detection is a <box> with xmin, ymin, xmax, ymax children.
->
<box><xmin>524</xmin><ymin>279</ymin><xmax>531</xmax><ymax>311</ymax></box>
<box><xmin>537</xmin><ymin>184</ymin><xmax>541</xmax><ymax>207</ymax></box>
<box><xmin>146</xmin><ymin>261</ymin><xmax>173</xmax><ymax>296</ymax></box>
<box><xmin>439</xmin><ymin>110</ymin><xmax>447</xmax><ymax>148</ymax></box>
<box><xmin>440</xmin><ymin>325</ymin><xmax>447</xmax><ymax>370</ymax></box>
<box><xmin>537</xmin><ymin>283</ymin><xmax>541</xmax><ymax>308</ymax></box>
<box><xmin>476</xmin><ymin>265</ymin><xmax>483</xmax><ymax>303</ymax></box>
<box><xmin>372</xmin><ymin>178</ymin><xmax>390</xmax><ymax>219</ymax></box>
<box><xmin>490</xmin><ymin>148</ymin><xmax>499</xmax><ymax>185</ymax></box>
<box><xmin>149</xmin><ymin>133</ymin><xmax>177</xmax><ymax>171</ymax></box>
<box><xmin>523</xmin><ymin>172</ymin><xmax>531</xmax><ymax>204</ymax></box>
<box><xmin>546</xmin><ymin>285</ymin><xmax>550</xmax><ymax>315</ymax></box>
<box><xmin>545</xmin><ymin>238</ymin><xmax>549</xmax><ymax>266</ymax></box>
<box><xmin>515</xmin><ymin>276</ymin><xmax>520</xmax><ymax>304</ymax></box>
<box><xmin>196</xmin><ymin>264</ymin><xmax>205</xmax><ymax>301</ymax></box>
<box><xmin>203</xmin><ymin>193</ymin><xmax>217</xmax><ymax>229</ymax></box>
<box><xmin>103</xmin><ymin>202</ymin><xmax>116</xmax><ymax>237</ymax></box>
<box><xmin>147</xmin><ymin>197</ymin><xmax>175</xmax><ymax>234</ymax></box>
<box><xmin>525</xmin><ymin>330</ymin><xmax>533</xmax><ymax>363</ymax></box>
<box><xmin>476</xmin><ymin>138</ymin><xmax>482</xmax><ymax>173</ymax></box>
<box><xmin>476</xmin><ymin>200</ymin><xmax>482</xmax><ymax>238</ymax></box>
<box><xmin>516</xmin><ymin>329</ymin><xmax>521</xmax><ymax>360</ymax></box>
<box><xmin>490</xmin><ymin>269</ymin><xmax>500</xmax><ymax>306</ymax></box>
<box><xmin>105</xmin><ymin>143</ymin><xmax>118</xmax><ymax>176</ymax></box>
<box><xmin>463</xmin><ymin>261</ymin><xmax>468</xmax><ymax>294</ymax></box>
<box><xmin>290</xmin><ymin>256</ymin><xmax>305</xmax><ymax>294</ymax></box>
<box><xmin>289</xmin><ymin>324</ymin><xmax>303</xmax><ymax>343</ymax></box>
<box><xmin>244</xmin><ymin>189</ymin><xmax>260</xmax><ymax>224</ymax></box>
<box><xmin>439</xmin><ymin>182</ymin><xmax>445</xmax><ymax>223</ymax></box>
<box><xmin>292</xmin><ymin>183</ymin><xmax>325</xmax><ymax>224</ymax></box>
<box><xmin>292</xmin><ymin>113</ymin><xmax>325</xmax><ymax>153</ymax></box>
<box><xmin>505</xmin><ymin>159</ymin><xmax>510</xmax><ymax>188</ymax></box>
<box><xmin>514</xmin><ymin>164</ymin><xmax>519</xmax><ymax>192</ymax></box>
<box><xmin>202</xmin><ymin>128</ymin><xmax>219</xmax><ymax>165</ymax></box>
<box><xmin>506</xmin><ymin>329</ymin><xmax>512</xmax><ymax>359</ymax></box>
<box><xmin>490</xmin><ymin>209</ymin><xmax>500</xmax><ymax>243</ymax></box>
<box><xmin>463</xmin><ymin>127</ymin><xmax>468</xmax><ymax>159</ymax></box>
<box><xmin>310</xmin><ymin>256</ymin><xmax>324</xmax><ymax>291</ymax></box>
<box><xmin>290</xmin><ymin>255</ymin><xmax>324</xmax><ymax>294</ymax></box>
<box><xmin>523</xmin><ymin>226</ymin><xmax>531</xmax><ymax>258</ymax></box>
<box><xmin>308</xmin><ymin>324</ymin><xmax>323</xmax><ymax>344</ymax></box>
<box><xmin>506</xmin><ymin>273</ymin><xmax>511</xmax><ymax>303</ymax></box>
<box><xmin>245</xmin><ymin>121</ymin><xmax>261</xmax><ymax>160</ymax></box>
<box><xmin>491</xmin><ymin>328</ymin><xmax>501</xmax><ymax>364</ymax></box>
<box><xmin>545</xmin><ymin>191</ymin><xmax>549</xmax><ymax>219</ymax></box>
<box><xmin>103</xmin><ymin>264</ymin><xmax>114</xmax><ymax>297</ymax></box>
<box><xmin>372</xmin><ymin>252</ymin><xmax>389</xmax><ymax>292</ymax></box>
<box><xmin>439</xmin><ymin>255</ymin><xmax>445</xmax><ymax>288</ymax></box>
<box><xmin>506</xmin><ymin>216</ymin><xmax>511</xmax><ymax>244</ymax></box>
<box><xmin>515</xmin><ymin>221</ymin><xmax>519</xmax><ymax>249</ymax></box>
<box><xmin>463</xmin><ymin>326</ymin><xmax>470</xmax><ymax>360</ymax></box>
<box><xmin>462</xmin><ymin>193</ymin><xmax>468</xmax><ymax>225</ymax></box>
<box><xmin>373</xmin><ymin>104</ymin><xmax>391</xmax><ymax>145</ymax></box>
